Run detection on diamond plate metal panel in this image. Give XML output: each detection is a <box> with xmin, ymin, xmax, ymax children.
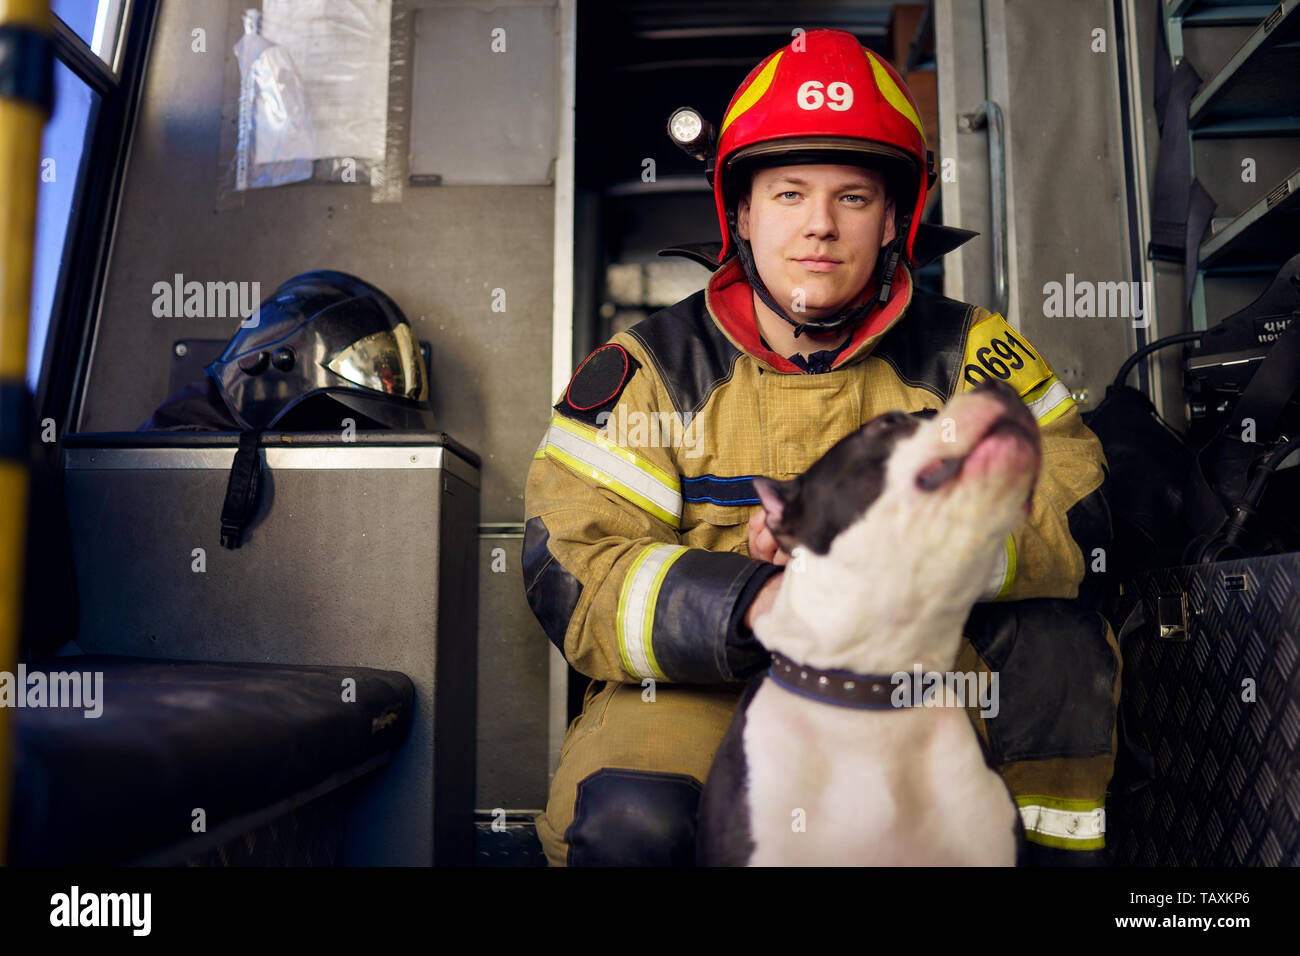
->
<box><xmin>1111</xmin><ymin>553</ymin><xmax>1300</xmax><ymax>865</ymax></box>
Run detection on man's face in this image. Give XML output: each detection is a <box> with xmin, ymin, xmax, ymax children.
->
<box><xmin>737</xmin><ymin>164</ymin><xmax>896</xmax><ymax>321</ymax></box>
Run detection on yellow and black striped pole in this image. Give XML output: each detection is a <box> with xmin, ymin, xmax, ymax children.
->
<box><xmin>0</xmin><ymin>0</ymin><xmax>52</xmax><ymax>865</ymax></box>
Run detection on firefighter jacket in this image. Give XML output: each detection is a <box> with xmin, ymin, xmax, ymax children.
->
<box><xmin>523</xmin><ymin>257</ymin><xmax>1118</xmax><ymax>849</ymax></box>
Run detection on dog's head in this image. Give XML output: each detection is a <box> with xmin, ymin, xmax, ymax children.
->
<box><xmin>751</xmin><ymin>379</ymin><xmax>1042</xmax><ymax>669</ymax></box>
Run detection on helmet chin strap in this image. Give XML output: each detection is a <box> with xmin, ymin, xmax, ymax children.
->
<box><xmin>732</xmin><ymin>216</ymin><xmax>910</xmax><ymax>339</ymax></box>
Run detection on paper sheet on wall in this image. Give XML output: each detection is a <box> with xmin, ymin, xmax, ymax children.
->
<box><xmin>259</xmin><ymin>0</ymin><xmax>392</xmax><ymax>164</ymax></box>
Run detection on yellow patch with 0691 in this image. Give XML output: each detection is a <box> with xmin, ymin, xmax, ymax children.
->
<box><xmin>960</xmin><ymin>314</ymin><xmax>1054</xmax><ymax>397</ymax></box>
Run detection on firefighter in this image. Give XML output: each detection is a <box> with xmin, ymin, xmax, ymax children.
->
<box><xmin>523</xmin><ymin>28</ymin><xmax>1118</xmax><ymax>866</ymax></box>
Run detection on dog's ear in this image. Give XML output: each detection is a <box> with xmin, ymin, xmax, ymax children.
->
<box><xmin>753</xmin><ymin>476</ymin><xmax>795</xmax><ymax>532</ymax></box>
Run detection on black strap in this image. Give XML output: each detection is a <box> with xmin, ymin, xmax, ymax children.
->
<box><xmin>1148</xmin><ymin>26</ymin><xmax>1217</xmax><ymax>326</ymax></box>
<box><xmin>1183</xmin><ymin>180</ymin><xmax>1216</xmax><ymax>319</ymax></box>
<box><xmin>1153</xmin><ymin>8</ymin><xmax>1172</xmax><ymax>132</ymax></box>
<box><xmin>220</xmin><ymin>428</ymin><xmax>264</xmax><ymax>549</ymax></box>
<box><xmin>0</xmin><ymin>25</ymin><xmax>54</xmax><ymax>112</ymax></box>
<box><xmin>1148</xmin><ymin>60</ymin><xmax>1201</xmax><ymax>260</ymax></box>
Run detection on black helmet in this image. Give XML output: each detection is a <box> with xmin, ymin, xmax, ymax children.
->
<box><xmin>206</xmin><ymin>270</ymin><xmax>435</xmax><ymax>430</ymax></box>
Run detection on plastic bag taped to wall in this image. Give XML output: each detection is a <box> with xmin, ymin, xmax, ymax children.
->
<box><xmin>217</xmin><ymin>2</ymin><xmax>409</xmax><ymax>208</ymax></box>
<box><xmin>233</xmin><ymin>8</ymin><xmax>315</xmax><ymax>190</ymax></box>
<box><xmin>262</xmin><ymin>0</ymin><xmax>392</xmax><ymax>165</ymax></box>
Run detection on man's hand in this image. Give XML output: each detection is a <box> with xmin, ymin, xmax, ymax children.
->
<box><xmin>748</xmin><ymin>509</ymin><xmax>790</xmax><ymax>567</ymax></box>
<box><xmin>745</xmin><ymin>510</ymin><xmax>789</xmax><ymax>633</ymax></box>
<box><xmin>744</xmin><ymin>574</ymin><xmax>782</xmax><ymax>632</ymax></box>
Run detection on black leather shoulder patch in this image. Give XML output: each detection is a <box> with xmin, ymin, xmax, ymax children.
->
<box><xmin>626</xmin><ymin>292</ymin><xmax>742</xmax><ymax>417</ymax></box>
<box><xmin>872</xmin><ymin>289</ymin><xmax>977</xmax><ymax>400</ymax></box>
<box><xmin>555</xmin><ymin>343</ymin><xmax>641</xmax><ymax>427</ymax></box>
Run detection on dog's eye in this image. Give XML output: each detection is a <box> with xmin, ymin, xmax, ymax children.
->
<box><xmin>868</xmin><ymin>411</ymin><xmax>917</xmax><ymax>434</ymax></box>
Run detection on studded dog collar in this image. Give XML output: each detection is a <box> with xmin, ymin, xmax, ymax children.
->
<box><xmin>767</xmin><ymin>651</ymin><xmax>922</xmax><ymax>710</ymax></box>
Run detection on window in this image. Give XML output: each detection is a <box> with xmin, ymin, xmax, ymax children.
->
<box><xmin>30</xmin><ymin>61</ymin><xmax>99</xmax><ymax>393</ymax></box>
<box><xmin>26</xmin><ymin>0</ymin><xmax>151</xmax><ymax>412</ymax></box>
<box><xmin>51</xmin><ymin>0</ymin><xmax>128</xmax><ymax>69</ymax></box>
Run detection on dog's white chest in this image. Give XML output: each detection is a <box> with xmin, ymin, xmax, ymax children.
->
<box><xmin>741</xmin><ymin>679</ymin><xmax>1019</xmax><ymax>866</ymax></box>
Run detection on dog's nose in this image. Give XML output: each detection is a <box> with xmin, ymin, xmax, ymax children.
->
<box><xmin>970</xmin><ymin>377</ymin><xmax>1040</xmax><ymax>448</ymax></box>
<box><xmin>973</xmin><ymin>378</ymin><xmax>1038</xmax><ymax>429</ymax></box>
<box><xmin>971</xmin><ymin>377</ymin><xmax>1022</xmax><ymax>410</ymax></box>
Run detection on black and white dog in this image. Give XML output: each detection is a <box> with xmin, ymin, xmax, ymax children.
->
<box><xmin>698</xmin><ymin>378</ymin><xmax>1041</xmax><ymax>866</ymax></box>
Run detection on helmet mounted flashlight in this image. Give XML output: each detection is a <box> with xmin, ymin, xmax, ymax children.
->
<box><xmin>668</xmin><ymin>106</ymin><xmax>718</xmax><ymax>185</ymax></box>
<box><xmin>667</xmin><ymin>106</ymin><xmax>711</xmax><ymax>158</ymax></box>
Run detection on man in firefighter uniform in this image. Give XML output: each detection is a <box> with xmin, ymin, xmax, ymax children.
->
<box><xmin>523</xmin><ymin>29</ymin><xmax>1118</xmax><ymax>866</ymax></box>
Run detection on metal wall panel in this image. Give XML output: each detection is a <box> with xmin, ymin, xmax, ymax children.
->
<box><xmin>476</xmin><ymin>530</ymin><xmax>550</xmax><ymax>811</ymax></box>
<box><xmin>1180</xmin><ymin>23</ymin><xmax>1256</xmax><ymax>82</ymax></box>
<box><xmin>940</xmin><ymin>0</ymin><xmax>1138</xmax><ymax>406</ymax></box>
<box><xmin>986</xmin><ymin>0</ymin><xmax>1135</xmax><ymax>408</ymax></box>
<box><xmin>409</xmin><ymin>4</ymin><xmax>557</xmax><ymax>184</ymax></box>
<box><xmin>79</xmin><ymin>0</ymin><xmax>556</xmax><ymax>524</ymax></box>
<box><xmin>935</xmin><ymin>0</ymin><xmax>994</xmax><ymax>310</ymax></box>
<box><xmin>1195</xmin><ymin>136</ymin><xmax>1298</xmax><ymax>221</ymax></box>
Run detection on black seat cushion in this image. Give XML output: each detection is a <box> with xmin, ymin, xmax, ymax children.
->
<box><xmin>8</xmin><ymin>655</ymin><xmax>413</xmax><ymax>865</ymax></box>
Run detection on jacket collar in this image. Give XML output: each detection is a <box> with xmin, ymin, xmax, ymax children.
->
<box><xmin>703</xmin><ymin>257</ymin><xmax>914</xmax><ymax>374</ymax></box>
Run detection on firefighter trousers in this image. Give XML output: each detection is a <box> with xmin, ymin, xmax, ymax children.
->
<box><xmin>535</xmin><ymin>628</ymin><xmax>1121</xmax><ymax>867</ymax></box>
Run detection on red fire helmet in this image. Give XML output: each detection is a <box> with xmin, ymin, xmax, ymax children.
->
<box><xmin>714</xmin><ymin>28</ymin><xmax>931</xmax><ymax>264</ymax></box>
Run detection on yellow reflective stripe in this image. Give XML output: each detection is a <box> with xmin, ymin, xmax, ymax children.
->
<box><xmin>545</xmin><ymin>445</ymin><xmax>679</xmax><ymax>528</ymax></box>
<box><xmin>720</xmin><ymin>50</ymin><xmax>784</xmax><ymax>137</ymax></box>
<box><xmin>998</xmin><ymin>534</ymin><xmax>1017</xmax><ymax>600</ymax></box>
<box><xmin>863</xmin><ymin>48</ymin><xmax>925</xmax><ymax>141</ymax></box>
<box><xmin>617</xmin><ymin>547</ymin><xmax>654</xmax><ymax>679</ymax></box>
<box><xmin>550</xmin><ymin>415</ymin><xmax>681</xmax><ymax>489</ymax></box>
<box><xmin>1016</xmin><ymin>795</ymin><xmax>1106</xmax><ymax>850</ymax></box>
<box><xmin>617</xmin><ymin>544</ymin><xmax>685</xmax><ymax>681</ymax></box>
<box><xmin>539</xmin><ymin>415</ymin><xmax>682</xmax><ymax>528</ymax></box>
<box><xmin>1023</xmin><ymin>376</ymin><xmax>1074</xmax><ymax>425</ymax></box>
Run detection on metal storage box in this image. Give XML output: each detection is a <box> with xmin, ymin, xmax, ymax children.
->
<box><xmin>59</xmin><ymin>430</ymin><xmax>480</xmax><ymax>865</ymax></box>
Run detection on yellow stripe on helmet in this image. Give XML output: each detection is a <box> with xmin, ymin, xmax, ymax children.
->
<box><xmin>863</xmin><ymin>48</ymin><xmax>925</xmax><ymax>141</ymax></box>
<box><xmin>720</xmin><ymin>51</ymin><xmax>784</xmax><ymax>138</ymax></box>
